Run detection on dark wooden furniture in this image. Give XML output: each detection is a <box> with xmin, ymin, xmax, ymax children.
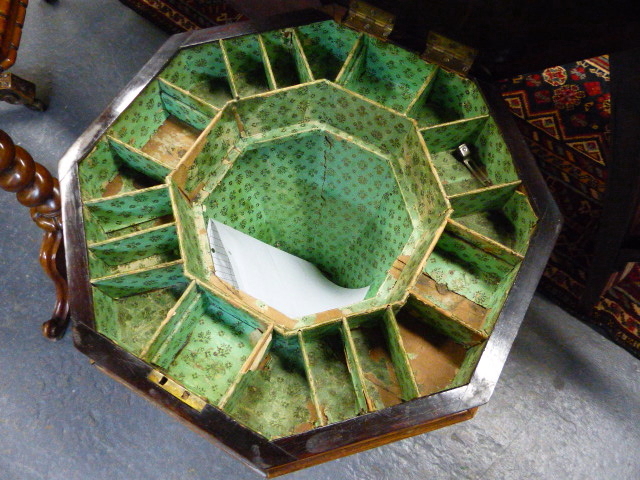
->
<box><xmin>0</xmin><ymin>130</ymin><xmax>69</xmax><ymax>339</ymax></box>
<box><xmin>15</xmin><ymin>0</ymin><xmax>640</xmax><ymax>476</ymax></box>
<box><xmin>0</xmin><ymin>0</ymin><xmax>46</xmax><ymax>110</ymax></box>
<box><xmin>55</xmin><ymin>8</ymin><xmax>561</xmax><ymax>476</ymax></box>
<box><xmin>581</xmin><ymin>47</ymin><xmax>640</xmax><ymax>311</ymax></box>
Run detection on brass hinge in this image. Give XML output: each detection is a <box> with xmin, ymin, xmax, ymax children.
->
<box><xmin>422</xmin><ymin>31</ymin><xmax>478</xmax><ymax>76</ymax></box>
<box><xmin>343</xmin><ymin>0</ymin><xmax>395</xmax><ymax>40</ymax></box>
<box><xmin>148</xmin><ymin>369</ymin><xmax>207</xmax><ymax>412</ymax></box>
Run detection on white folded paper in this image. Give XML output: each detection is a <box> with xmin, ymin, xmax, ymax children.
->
<box><xmin>207</xmin><ymin>219</ymin><xmax>369</xmax><ymax>318</ymax></box>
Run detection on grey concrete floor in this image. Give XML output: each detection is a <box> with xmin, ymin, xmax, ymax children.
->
<box><xmin>0</xmin><ymin>2</ymin><xmax>639</xmax><ymax>479</ymax></box>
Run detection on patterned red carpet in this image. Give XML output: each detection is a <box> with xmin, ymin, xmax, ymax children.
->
<box><xmin>118</xmin><ymin>0</ymin><xmax>245</xmax><ymax>33</ymax></box>
<box><xmin>501</xmin><ymin>57</ymin><xmax>640</xmax><ymax>358</ymax></box>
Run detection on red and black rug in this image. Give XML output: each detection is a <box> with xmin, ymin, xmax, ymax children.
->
<box><xmin>501</xmin><ymin>57</ymin><xmax>640</xmax><ymax>358</ymax></box>
<box><xmin>118</xmin><ymin>0</ymin><xmax>246</xmax><ymax>33</ymax></box>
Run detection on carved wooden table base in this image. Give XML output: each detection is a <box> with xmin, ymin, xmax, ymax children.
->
<box><xmin>0</xmin><ymin>72</ymin><xmax>46</xmax><ymax>111</ymax></box>
<box><xmin>0</xmin><ymin>129</ymin><xmax>69</xmax><ymax>339</ymax></box>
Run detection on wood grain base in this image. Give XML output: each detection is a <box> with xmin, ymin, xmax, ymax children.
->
<box><xmin>267</xmin><ymin>408</ymin><xmax>478</xmax><ymax>478</ymax></box>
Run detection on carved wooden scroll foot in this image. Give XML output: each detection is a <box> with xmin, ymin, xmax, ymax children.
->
<box><xmin>0</xmin><ymin>129</ymin><xmax>69</xmax><ymax>339</ymax></box>
<box><xmin>0</xmin><ymin>72</ymin><xmax>47</xmax><ymax>111</ymax></box>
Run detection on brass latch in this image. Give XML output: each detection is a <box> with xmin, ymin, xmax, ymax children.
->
<box><xmin>148</xmin><ymin>369</ymin><xmax>207</xmax><ymax>412</ymax></box>
<box><xmin>343</xmin><ymin>0</ymin><xmax>395</xmax><ymax>40</ymax></box>
<box><xmin>422</xmin><ymin>31</ymin><xmax>478</xmax><ymax>76</ymax></box>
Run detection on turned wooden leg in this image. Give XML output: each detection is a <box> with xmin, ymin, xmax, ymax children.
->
<box><xmin>0</xmin><ymin>72</ymin><xmax>47</xmax><ymax>111</ymax></box>
<box><xmin>0</xmin><ymin>129</ymin><xmax>69</xmax><ymax>339</ymax></box>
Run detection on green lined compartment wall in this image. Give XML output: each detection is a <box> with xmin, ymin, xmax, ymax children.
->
<box><xmin>179</xmin><ymin>107</ymin><xmax>239</xmax><ymax>195</ymax></box>
<box><xmin>201</xmin><ymin>128</ymin><xmax>414</xmax><ymax>293</ymax></box>
<box><xmin>260</xmin><ymin>30</ymin><xmax>307</xmax><ymax>88</ymax></box>
<box><xmin>92</xmin><ymin>261</ymin><xmax>188</xmax><ymax>298</ymax></box>
<box><xmin>404</xmin><ymin>295</ymin><xmax>486</xmax><ymax>347</ymax></box>
<box><xmin>169</xmin><ymin>182</ymin><xmax>212</xmax><ymax>282</ymax></box>
<box><xmin>482</xmin><ymin>265</ymin><xmax>522</xmax><ymax>333</ymax></box>
<box><xmin>89</xmin><ymin>223</ymin><xmax>179</xmax><ymax>266</ymax></box>
<box><xmin>158</xmin><ymin>41</ymin><xmax>234</xmax><ymax>108</ymax></box>
<box><xmin>345</xmin><ymin>309</ymin><xmax>418</xmax><ymax>410</ymax></box>
<box><xmin>87</xmin><ymin>244</ymin><xmax>180</xmax><ymax>281</ymax></box>
<box><xmin>446</xmin><ymin>218</ymin><xmax>522</xmax><ymax>267</ymax></box>
<box><xmin>448</xmin><ymin>182</ymin><xmax>521</xmax><ymax>217</ymax></box>
<box><xmin>232</xmin><ymin>82</ymin><xmax>317</xmax><ymax>137</ymax></box>
<box><xmin>318</xmin><ymin>82</ymin><xmax>415</xmax><ymax>158</ymax></box>
<box><xmin>147</xmin><ymin>288</ymin><xmax>262</xmax><ymax>406</ymax></box>
<box><xmin>341</xmin><ymin>35</ymin><xmax>436</xmax><ymax>112</ymax></box>
<box><xmin>107</xmin><ymin>137</ymin><xmax>171</xmax><ymax>181</ymax></box>
<box><xmin>453</xmin><ymin>190</ymin><xmax>538</xmax><ymax>254</ymax></box>
<box><xmin>106</xmin><ymin>79</ymin><xmax>166</xmax><ymax>149</ymax></box>
<box><xmin>423</xmin><ymin>227</ymin><xmax>518</xmax><ymax>309</ymax></box>
<box><xmin>222</xmin><ymin>35</ymin><xmax>271</xmax><ymax>97</ymax></box>
<box><xmin>106</xmin><ymin>79</ymin><xmax>214</xmax><ymax>155</ymax></box>
<box><xmin>232</xmin><ymin>80</ymin><xmax>416</xmax><ymax>158</ymax></box>
<box><xmin>394</xmin><ymin>302</ymin><xmax>485</xmax><ymax>395</ymax></box>
<box><xmin>301</xmin><ymin>326</ymin><xmax>364</xmax><ymax>425</ymax></box>
<box><xmin>158</xmin><ymin>79</ymin><xmax>219</xmax><ymax>115</ymax></box>
<box><xmin>420</xmin><ymin>116</ymin><xmax>488</xmax><ymax>154</ymax></box>
<box><xmin>399</xmin><ymin>128</ymin><xmax>450</xmax><ymax>226</ymax></box>
<box><xmin>294</xmin><ymin>20</ymin><xmax>360</xmax><ymax>81</ymax></box>
<box><xmin>92</xmin><ymin>284</ymin><xmax>188</xmax><ymax>356</ymax></box>
<box><xmin>83</xmin><ymin>188</ymin><xmax>174</xmax><ymax>248</ymax></box>
<box><xmin>77</xmin><ymin>138</ymin><xmax>162</xmax><ymax>201</ymax></box>
<box><xmin>408</xmin><ymin>68</ymin><xmax>488</xmax><ymax>127</ymax></box>
<box><xmin>223</xmin><ymin>334</ymin><xmax>318</xmax><ymax>439</ymax></box>
<box><xmin>421</xmin><ymin>116</ymin><xmax>519</xmax><ymax>196</ymax></box>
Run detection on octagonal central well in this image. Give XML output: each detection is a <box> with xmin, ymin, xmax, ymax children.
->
<box><xmin>170</xmin><ymin>81</ymin><xmax>449</xmax><ymax>325</ymax></box>
<box><xmin>203</xmin><ymin>129</ymin><xmax>412</xmax><ymax>292</ymax></box>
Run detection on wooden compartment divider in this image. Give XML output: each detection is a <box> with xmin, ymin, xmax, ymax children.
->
<box><xmin>344</xmin><ymin>310</ymin><xmax>419</xmax><ymax>410</ymax></box>
<box><xmin>421</xmin><ymin>221</ymin><xmax>521</xmax><ymax>308</ymax></box>
<box><xmin>87</xmin><ymin>223</ymin><xmax>180</xmax><ymax>278</ymax></box>
<box><xmin>394</xmin><ymin>298</ymin><xmax>488</xmax><ymax>397</ymax></box>
<box><xmin>448</xmin><ymin>181</ymin><xmax>522</xmax><ymax>217</ymax></box>
<box><xmin>221</xmin><ymin>333</ymin><xmax>319</xmax><ymax>439</ymax></box>
<box><xmin>141</xmin><ymin>286</ymin><xmax>272</xmax><ymax>409</ymax></box>
<box><xmin>157</xmin><ymin>78</ymin><xmax>220</xmax><ymax>113</ymax></box>
<box><xmin>257</xmin><ymin>31</ymin><xmax>313</xmax><ymax>90</ymax></box>
<box><xmin>83</xmin><ymin>184</ymin><xmax>173</xmax><ymax>233</ymax></box>
<box><xmin>452</xmin><ymin>190</ymin><xmax>538</xmax><ymax>255</ymax></box>
<box><xmin>218</xmin><ymin>324</ymin><xmax>274</xmax><ymax>409</ymax></box>
<box><xmin>403</xmin><ymin>68</ymin><xmax>439</xmax><ymax>116</ymax></box>
<box><xmin>340</xmin><ymin>317</ymin><xmax>373</xmax><ymax>412</ymax></box>
<box><xmin>91</xmin><ymin>259</ymin><xmax>187</xmax><ymax>298</ymax></box>
<box><xmin>298</xmin><ymin>331</ymin><xmax>327</xmax><ymax>426</ymax></box>
<box><xmin>338</xmin><ymin>35</ymin><xmax>437</xmax><ymax>112</ymax></box>
<box><xmin>289</xmin><ymin>30</ymin><xmax>315</xmax><ymax>83</ymax></box>
<box><xmin>105</xmin><ymin>136</ymin><xmax>172</xmax><ymax>181</ymax></box>
<box><xmin>446</xmin><ymin>218</ymin><xmax>523</xmax><ymax>267</ymax></box>
<box><xmin>157</xmin><ymin>41</ymin><xmax>234</xmax><ymax>108</ymax></box>
<box><xmin>293</xmin><ymin>20</ymin><xmax>361</xmax><ymax>82</ymax></box>
<box><xmin>105</xmin><ymin>80</ymin><xmax>217</xmax><ymax>171</ymax></box>
<box><xmin>298</xmin><ymin>321</ymin><xmax>369</xmax><ymax>425</ymax></box>
<box><xmin>381</xmin><ymin>307</ymin><xmax>420</xmax><ymax>400</ymax></box>
<box><xmin>404</xmin><ymin>294</ymin><xmax>488</xmax><ymax>347</ymax></box>
<box><xmin>407</xmin><ymin>68</ymin><xmax>489</xmax><ymax>128</ymax></box>
<box><xmin>220</xmin><ymin>36</ymin><xmax>273</xmax><ymax>98</ymax></box>
<box><xmin>333</xmin><ymin>34</ymin><xmax>364</xmax><ymax>84</ymax></box>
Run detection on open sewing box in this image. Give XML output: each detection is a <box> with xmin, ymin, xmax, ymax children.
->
<box><xmin>58</xmin><ymin>3</ymin><xmax>562</xmax><ymax>477</ymax></box>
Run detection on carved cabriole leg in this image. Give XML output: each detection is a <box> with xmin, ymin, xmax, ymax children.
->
<box><xmin>0</xmin><ymin>72</ymin><xmax>47</xmax><ymax>111</ymax></box>
<box><xmin>0</xmin><ymin>129</ymin><xmax>69</xmax><ymax>339</ymax></box>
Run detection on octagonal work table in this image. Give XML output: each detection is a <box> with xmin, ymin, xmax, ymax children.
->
<box><xmin>57</xmin><ymin>11</ymin><xmax>560</xmax><ymax>477</ymax></box>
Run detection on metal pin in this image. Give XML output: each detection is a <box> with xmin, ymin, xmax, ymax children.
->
<box><xmin>453</xmin><ymin>143</ymin><xmax>491</xmax><ymax>187</ymax></box>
